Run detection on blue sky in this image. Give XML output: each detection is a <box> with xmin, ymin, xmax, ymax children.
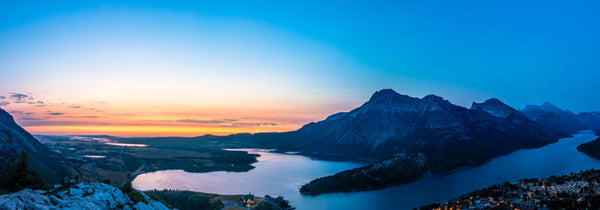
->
<box><xmin>0</xmin><ymin>1</ymin><xmax>599</xmax><ymax>135</ymax></box>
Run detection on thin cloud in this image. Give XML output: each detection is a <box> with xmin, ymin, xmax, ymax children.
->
<box><xmin>88</xmin><ymin>108</ymin><xmax>103</xmax><ymax>112</ymax></box>
<box><xmin>10</xmin><ymin>93</ymin><xmax>28</xmax><ymax>100</ymax></box>
<box><xmin>19</xmin><ymin>117</ymin><xmax>45</xmax><ymax>121</ymax></box>
<box><xmin>18</xmin><ymin>121</ymin><xmax>112</xmax><ymax>126</ymax></box>
<box><xmin>27</xmin><ymin>101</ymin><xmax>44</xmax><ymax>105</ymax></box>
<box><xmin>176</xmin><ymin>119</ymin><xmax>239</xmax><ymax>124</ymax></box>
<box><xmin>9</xmin><ymin>111</ymin><xmax>24</xmax><ymax>115</ymax></box>
<box><xmin>47</xmin><ymin>112</ymin><xmax>66</xmax><ymax>116</ymax></box>
<box><xmin>68</xmin><ymin>105</ymin><xmax>81</xmax><ymax>109</ymax></box>
<box><xmin>9</xmin><ymin>93</ymin><xmax>44</xmax><ymax>105</ymax></box>
<box><xmin>219</xmin><ymin>122</ymin><xmax>278</xmax><ymax>127</ymax></box>
<box><xmin>67</xmin><ymin>116</ymin><xmax>106</xmax><ymax>119</ymax></box>
<box><xmin>0</xmin><ymin>96</ymin><xmax>5</xmax><ymax>99</ymax></box>
<box><xmin>0</xmin><ymin>102</ymin><xmax>9</xmax><ymax>106</ymax></box>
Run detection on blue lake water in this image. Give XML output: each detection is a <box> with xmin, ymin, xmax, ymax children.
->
<box><xmin>133</xmin><ymin>131</ymin><xmax>600</xmax><ymax>209</ymax></box>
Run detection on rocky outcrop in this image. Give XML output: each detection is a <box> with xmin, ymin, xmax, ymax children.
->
<box><xmin>0</xmin><ymin>182</ymin><xmax>169</xmax><ymax>210</ymax></box>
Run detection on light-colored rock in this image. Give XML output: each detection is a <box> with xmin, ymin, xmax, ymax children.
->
<box><xmin>0</xmin><ymin>182</ymin><xmax>170</xmax><ymax>210</ymax></box>
<box><xmin>0</xmin><ymin>189</ymin><xmax>57</xmax><ymax>210</ymax></box>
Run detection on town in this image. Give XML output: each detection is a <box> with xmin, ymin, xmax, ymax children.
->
<box><xmin>419</xmin><ymin>169</ymin><xmax>600</xmax><ymax>209</ymax></box>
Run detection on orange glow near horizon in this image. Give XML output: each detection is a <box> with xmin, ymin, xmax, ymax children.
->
<box><xmin>1</xmin><ymin>90</ymin><xmax>360</xmax><ymax>137</ymax></box>
<box><xmin>22</xmin><ymin>125</ymin><xmax>299</xmax><ymax>137</ymax></box>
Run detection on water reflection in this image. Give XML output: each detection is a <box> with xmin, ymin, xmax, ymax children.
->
<box><xmin>105</xmin><ymin>142</ymin><xmax>148</xmax><ymax>147</ymax></box>
<box><xmin>133</xmin><ymin>149</ymin><xmax>365</xmax><ymax>197</ymax></box>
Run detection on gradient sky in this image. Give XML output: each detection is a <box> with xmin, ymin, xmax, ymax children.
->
<box><xmin>1</xmin><ymin>1</ymin><xmax>599</xmax><ymax>136</ymax></box>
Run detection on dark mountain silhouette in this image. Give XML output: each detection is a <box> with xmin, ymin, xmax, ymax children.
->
<box><xmin>0</xmin><ymin>108</ymin><xmax>70</xmax><ymax>182</ymax></box>
<box><xmin>295</xmin><ymin>90</ymin><xmax>564</xmax><ymax>195</ymax></box>
<box><xmin>291</xmin><ymin>90</ymin><xmax>561</xmax><ymax>161</ymax></box>
<box><xmin>521</xmin><ymin>102</ymin><xmax>600</xmax><ymax>134</ymax></box>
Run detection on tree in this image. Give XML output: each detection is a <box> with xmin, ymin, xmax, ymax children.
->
<box><xmin>120</xmin><ymin>173</ymin><xmax>147</xmax><ymax>204</ymax></box>
<box><xmin>0</xmin><ymin>151</ymin><xmax>45</xmax><ymax>193</ymax></box>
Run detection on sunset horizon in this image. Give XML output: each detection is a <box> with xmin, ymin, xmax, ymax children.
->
<box><xmin>2</xmin><ymin>1</ymin><xmax>599</xmax><ymax>137</ymax></box>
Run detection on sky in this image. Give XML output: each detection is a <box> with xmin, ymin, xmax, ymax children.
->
<box><xmin>0</xmin><ymin>0</ymin><xmax>599</xmax><ymax>136</ymax></box>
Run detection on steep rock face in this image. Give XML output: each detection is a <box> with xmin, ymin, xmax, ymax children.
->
<box><xmin>0</xmin><ymin>108</ymin><xmax>70</xmax><ymax>182</ymax></box>
<box><xmin>521</xmin><ymin>102</ymin><xmax>589</xmax><ymax>134</ymax></box>
<box><xmin>293</xmin><ymin>89</ymin><xmax>561</xmax><ymax>164</ymax></box>
<box><xmin>0</xmin><ymin>182</ymin><xmax>169</xmax><ymax>210</ymax></box>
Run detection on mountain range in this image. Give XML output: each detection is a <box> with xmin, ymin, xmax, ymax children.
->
<box><xmin>290</xmin><ymin>90</ymin><xmax>562</xmax><ymax>162</ymax></box>
<box><xmin>296</xmin><ymin>89</ymin><xmax>566</xmax><ymax>195</ymax></box>
<box><xmin>521</xmin><ymin>102</ymin><xmax>600</xmax><ymax>134</ymax></box>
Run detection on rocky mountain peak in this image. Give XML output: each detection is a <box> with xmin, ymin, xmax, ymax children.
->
<box><xmin>422</xmin><ymin>94</ymin><xmax>446</xmax><ymax>104</ymax></box>
<box><xmin>367</xmin><ymin>89</ymin><xmax>415</xmax><ymax>105</ymax></box>
<box><xmin>481</xmin><ymin>98</ymin><xmax>505</xmax><ymax>106</ymax></box>
<box><xmin>541</xmin><ymin>102</ymin><xmax>558</xmax><ymax>109</ymax></box>
<box><xmin>470</xmin><ymin>98</ymin><xmax>518</xmax><ymax>118</ymax></box>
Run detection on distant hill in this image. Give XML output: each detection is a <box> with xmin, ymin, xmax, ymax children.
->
<box><xmin>0</xmin><ymin>108</ymin><xmax>70</xmax><ymax>182</ymax></box>
<box><xmin>521</xmin><ymin>102</ymin><xmax>600</xmax><ymax>135</ymax></box>
<box><xmin>578</xmin><ymin>112</ymin><xmax>600</xmax><ymax>130</ymax></box>
<box><xmin>296</xmin><ymin>89</ymin><xmax>564</xmax><ymax>195</ymax></box>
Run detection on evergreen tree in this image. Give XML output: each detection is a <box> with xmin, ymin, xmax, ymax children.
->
<box><xmin>120</xmin><ymin>173</ymin><xmax>147</xmax><ymax>204</ymax></box>
<box><xmin>0</xmin><ymin>151</ymin><xmax>45</xmax><ymax>193</ymax></box>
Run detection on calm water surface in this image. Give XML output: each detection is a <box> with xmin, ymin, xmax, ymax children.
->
<box><xmin>133</xmin><ymin>131</ymin><xmax>600</xmax><ymax>209</ymax></box>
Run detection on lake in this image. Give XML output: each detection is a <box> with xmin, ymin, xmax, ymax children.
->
<box><xmin>133</xmin><ymin>131</ymin><xmax>600</xmax><ymax>209</ymax></box>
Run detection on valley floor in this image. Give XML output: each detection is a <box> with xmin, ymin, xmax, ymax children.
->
<box><xmin>36</xmin><ymin>135</ymin><xmax>259</xmax><ymax>185</ymax></box>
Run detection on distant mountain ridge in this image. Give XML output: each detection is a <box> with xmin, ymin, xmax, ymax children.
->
<box><xmin>296</xmin><ymin>89</ymin><xmax>565</xmax><ymax>195</ymax></box>
<box><xmin>0</xmin><ymin>108</ymin><xmax>70</xmax><ymax>182</ymax></box>
<box><xmin>521</xmin><ymin>102</ymin><xmax>600</xmax><ymax>134</ymax></box>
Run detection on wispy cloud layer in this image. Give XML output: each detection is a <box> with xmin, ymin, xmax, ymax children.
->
<box><xmin>8</xmin><ymin>93</ymin><xmax>46</xmax><ymax>106</ymax></box>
